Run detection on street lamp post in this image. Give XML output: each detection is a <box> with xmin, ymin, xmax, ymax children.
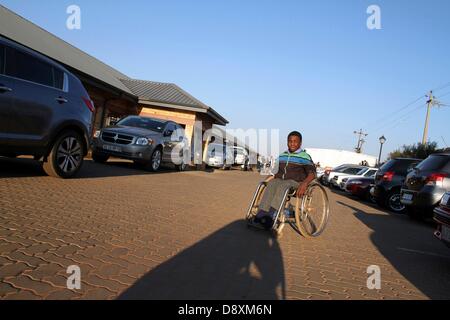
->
<box><xmin>378</xmin><ymin>135</ymin><xmax>386</xmax><ymax>167</ymax></box>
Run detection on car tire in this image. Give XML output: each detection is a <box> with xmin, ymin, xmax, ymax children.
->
<box><xmin>385</xmin><ymin>190</ymin><xmax>406</xmax><ymax>213</ymax></box>
<box><xmin>146</xmin><ymin>148</ymin><xmax>162</xmax><ymax>172</ymax></box>
<box><xmin>176</xmin><ymin>158</ymin><xmax>187</xmax><ymax>172</ymax></box>
<box><xmin>365</xmin><ymin>189</ymin><xmax>377</xmax><ymax>204</ymax></box>
<box><xmin>42</xmin><ymin>130</ymin><xmax>85</xmax><ymax>179</ymax></box>
<box><xmin>92</xmin><ymin>152</ymin><xmax>109</xmax><ymax>163</ymax></box>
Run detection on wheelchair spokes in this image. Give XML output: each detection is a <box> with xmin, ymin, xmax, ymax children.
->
<box><xmin>246</xmin><ymin>180</ymin><xmax>329</xmax><ymax>238</ymax></box>
<box><xmin>296</xmin><ymin>183</ymin><xmax>329</xmax><ymax>237</ymax></box>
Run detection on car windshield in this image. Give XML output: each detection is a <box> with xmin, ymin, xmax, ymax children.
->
<box><xmin>208</xmin><ymin>144</ymin><xmax>226</xmax><ymax>156</ymax></box>
<box><xmin>364</xmin><ymin>170</ymin><xmax>377</xmax><ymax>177</ymax></box>
<box><xmin>117</xmin><ymin>116</ymin><xmax>166</xmax><ymax>132</ymax></box>
<box><xmin>416</xmin><ymin>155</ymin><xmax>450</xmax><ymax>172</ymax></box>
<box><xmin>343</xmin><ymin>167</ymin><xmax>364</xmax><ymax>175</ymax></box>
<box><xmin>380</xmin><ymin>159</ymin><xmax>420</xmax><ymax>174</ymax></box>
<box><xmin>332</xmin><ymin>164</ymin><xmax>349</xmax><ymax>171</ymax></box>
<box><xmin>356</xmin><ymin>168</ymin><xmax>369</xmax><ymax>175</ymax></box>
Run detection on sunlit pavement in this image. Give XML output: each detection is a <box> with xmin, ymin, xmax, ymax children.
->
<box><xmin>1</xmin><ymin>156</ymin><xmax>450</xmax><ymax>300</ymax></box>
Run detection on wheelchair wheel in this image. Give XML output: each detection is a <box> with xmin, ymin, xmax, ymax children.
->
<box><xmin>294</xmin><ymin>182</ymin><xmax>329</xmax><ymax>237</ymax></box>
<box><xmin>245</xmin><ymin>182</ymin><xmax>267</xmax><ymax>222</ymax></box>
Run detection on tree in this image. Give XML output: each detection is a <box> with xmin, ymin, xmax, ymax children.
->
<box><xmin>389</xmin><ymin>142</ymin><xmax>439</xmax><ymax>160</ymax></box>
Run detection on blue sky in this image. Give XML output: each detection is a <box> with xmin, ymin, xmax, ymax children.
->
<box><xmin>1</xmin><ymin>0</ymin><xmax>450</xmax><ymax>159</ymax></box>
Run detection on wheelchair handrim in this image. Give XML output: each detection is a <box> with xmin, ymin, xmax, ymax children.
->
<box><xmin>296</xmin><ymin>183</ymin><xmax>329</xmax><ymax>237</ymax></box>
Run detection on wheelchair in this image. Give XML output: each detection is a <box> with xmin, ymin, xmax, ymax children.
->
<box><xmin>245</xmin><ymin>180</ymin><xmax>330</xmax><ymax>238</ymax></box>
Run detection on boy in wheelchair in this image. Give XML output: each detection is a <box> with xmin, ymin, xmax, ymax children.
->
<box><xmin>251</xmin><ymin>131</ymin><xmax>316</xmax><ymax>230</ymax></box>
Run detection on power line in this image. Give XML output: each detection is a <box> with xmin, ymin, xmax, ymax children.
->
<box><xmin>365</xmin><ymin>94</ymin><xmax>425</xmax><ymax>129</ymax></box>
<box><xmin>432</xmin><ymin>81</ymin><xmax>450</xmax><ymax>93</ymax></box>
<box><xmin>437</xmin><ymin>90</ymin><xmax>450</xmax><ymax>99</ymax></box>
<box><xmin>373</xmin><ymin>103</ymin><xmax>426</xmax><ymax>133</ymax></box>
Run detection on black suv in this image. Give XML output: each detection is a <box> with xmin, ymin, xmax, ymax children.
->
<box><xmin>401</xmin><ymin>154</ymin><xmax>450</xmax><ymax>219</ymax></box>
<box><xmin>92</xmin><ymin>116</ymin><xmax>188</xmax><ymax>172</ymax></box>
<box><xmin>0</xmin><ymin>36</ymin><xmax>94</xmax><ymax>178</ymax></box>
<box><xmin>372</xmin><ymin>158</ymin><xmax>421</xmax><ymax>213</ymax></box>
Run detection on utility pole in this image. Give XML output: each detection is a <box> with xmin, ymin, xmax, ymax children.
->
<box><xmin>422</xmin><ymin>91</ymin><xmax>447</xmax><ymax>145</ymax></box>
<box><xmin>354</xmin><ymin>129</ymin><xmax>368</xmax><ymax>153</ymax></box>
<box><xmin>422</xmin><ymin>91</ymin><xmax>434</xmax><ymax>145</ymax></box>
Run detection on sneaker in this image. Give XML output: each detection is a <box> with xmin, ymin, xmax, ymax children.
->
<box><xmin>247</xmin><ymin>219</ymin><xmax>266</xmax><ymax>230</ymax></box>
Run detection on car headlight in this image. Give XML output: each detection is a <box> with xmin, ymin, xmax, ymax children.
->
<box><xmin>93</xmin><ymin>130</ymin><xmax>101</xmax><ymax>138</ymax></box>
<box><xmin>136</xmin><ymin>137</ymin><xmax>152</xmax><ymax>146</ymax></box>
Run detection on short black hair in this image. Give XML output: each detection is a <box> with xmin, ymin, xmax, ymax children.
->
<box><xmin>288</xmin><ymin>131</ymin><xmax>302</xmax><ymax>141</ymax></box>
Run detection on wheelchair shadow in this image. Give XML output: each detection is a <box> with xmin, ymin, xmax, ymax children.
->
<box><xmin>118</xmin><ymin>220</ymin><xmax>286</xmax><ymax>300</ymax></box>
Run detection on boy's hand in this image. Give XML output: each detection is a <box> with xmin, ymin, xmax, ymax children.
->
<box><xmin>296</xmin><ymin>183</ymin><xmax>308</xmax><ymax>197</ymax></box>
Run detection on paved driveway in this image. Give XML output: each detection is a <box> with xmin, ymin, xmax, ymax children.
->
<box><xmin>1</xmin><ymin>156</ymin><xmax>450</xmax><ymax>299</ymax></box>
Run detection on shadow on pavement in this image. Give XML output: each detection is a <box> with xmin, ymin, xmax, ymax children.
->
<box><xmin>0</xmin><ymin>157</ymin><xmax>184</xmax><ymax>179</ymax></box>
<box><xmin>118</xmin><ymin>220</ymin><xmax>286</xmax><ymax>300</ymax></box>
<box><xmin>338</xmin><ymin>201</ymin><xmax>450</xmax><ymax>299</ymax></box>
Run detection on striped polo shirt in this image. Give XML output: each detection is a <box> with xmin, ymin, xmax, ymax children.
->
<box><xmin>274</xmin><ymin>148</ymin><xmax>316</xmax><ymax>182</ymax></box>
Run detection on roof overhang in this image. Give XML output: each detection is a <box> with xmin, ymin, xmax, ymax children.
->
<box><xmin>139</xmin><ymin>99</ymin><xmax>228</xmax><ymax>126</ymax></box>
<box><xmin>0</xmin><ymin>5</ymin><xmax>135</xmax><ymax>98</ymax></box>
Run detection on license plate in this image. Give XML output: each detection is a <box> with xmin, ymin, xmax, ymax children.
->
<box><xmin>442</xmin><ymin>225</ymin><xmax>450</xmax><ymax>242</ymax></box>
<box><xmin>402</xmin><ymin>193</ymin><xmax>413</xmax><ymax>201</ymax></box>
<box><xmin>442</xmin><ymin>194</ymin><xmax>450</xmax><ymax>206</ymax></box>
<box><xmin>103</xmin><ymin>144</ymin><xmax>122</xmax><ymax>152</ymax></box>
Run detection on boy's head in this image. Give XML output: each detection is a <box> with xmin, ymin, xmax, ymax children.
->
<box><xmin>287</xmin><ymin>131</ymin><xmax>302</xmax><ymax>152</ymax></box>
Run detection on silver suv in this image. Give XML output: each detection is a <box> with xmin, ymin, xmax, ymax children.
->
<box><xmin>0</xmin><ymin>36</ymin><xmax>94</xmax><ymax>178</ymax></box>
<box><xmin>92</xmin><ymin>116</ymin><xmax>188</xmax><ymax>172</ymax></box>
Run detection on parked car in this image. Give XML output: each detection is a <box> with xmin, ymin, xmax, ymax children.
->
<box><xmin>206</xmin><ymin>143</ymin><xmax>233</xmax><ymax>170</ymax></box>
<box><xmin>329</xmin><ymin>166</ymin><xmax>367</xmax><ymax>188</ymax></box>
<box><xmin>321</xmin><ymin>164</ymin><xmax>362</xmax><ymax>186</ymax></box>
<box><xmin>401</xmin><ymin>153</ymin><xmax>450</xmax><ymax>219</ymax></box>
<box><xmin>0</xmin><ymin>36</ymin><xmax>94</xmax><ymax>178</ymax></box>
<box><xmin>92</xmin><ymin>116</ymin><xmax>188</xmax><ymax>172</ymax></box>
<box><xmin>316</xmin><ymin>166</ymin><xmax>326</xmax><ymax>179</ymax></box>
<box><xmin>371</xmin><ymin>158</ymin><xmax>421</xmax><ymax>213</ymax></box>
<box><xmin>433</xmin><ymin>192</ymin><xmax>450</xmax><ymax>247</ymax></box>
<box><xmin>343</xmin><ymin>176</ymin><xmax>376</xmax><ymax>202</ymax></box>
<box><xmin>232</xmin><ymin>146</ymin><xmax>250</xmax><ymax>171</ymax></box>
<box><xmin>332</xmin><ymin>167</ymin><xmax>378</xmax><ymax>189</ymax></box>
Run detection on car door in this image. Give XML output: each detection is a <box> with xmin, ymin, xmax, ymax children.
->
<box><xmin>0</xmin><ymin>43</ymin><xmax>16</xmax><ymax>139</ymax></box>
<box><xmin>162</xmin><ymin>122</ymin><xmax>176</xmax><ymax>163</ymax></box>
<box><xmin>4</xmin><ymin>45</ymin><xmax>65</xmax><ymax>143</ymax></box>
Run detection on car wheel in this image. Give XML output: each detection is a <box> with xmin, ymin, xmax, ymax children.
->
<box><xmin>146</xmin><ymin>148</ymin><xmax>162</xmax><ymax>172</ymax></box>
<box><xmin>43</xmin><ymin>130</ymin><xmax>84</xmax><ymax>178</ymax></box>
<box><xmin>176</xmin><ymin>159</ymin><xmax>187</xmax><ymax>172</ymax></box>
<box><xmin>385</xmin><ymin>191</ymin><xmax>405</xmax><ymax>213</ymax></box>
<box><xmin>92</xmin><ymin>152</ymin><xmax>109</xmax><ymax>163</ymax></box>
<box><xmin>366</xmin><ymin>189</ymin><xmax>377</xmax><ymax>204</ymax></box>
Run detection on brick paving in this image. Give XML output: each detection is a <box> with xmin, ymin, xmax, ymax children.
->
<box><xmin>1</xmin><ymin>156</ymin><xmax>450</xmax><ymax>300</ymax></box>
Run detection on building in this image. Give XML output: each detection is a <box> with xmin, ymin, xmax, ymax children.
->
<box><xmin>306</xmin><ymin>148</ymin><xmax>377</xmax><ymax>168</ymax></box>
<box><xmin>120</xmin><ymin>79</ymin><xmax>227</xmax><ymax>147</ymax></box>
<box><xmin>0</xmin><ymin>5</ymin><xmax>228</xmax><ymax>160</ymax></box>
